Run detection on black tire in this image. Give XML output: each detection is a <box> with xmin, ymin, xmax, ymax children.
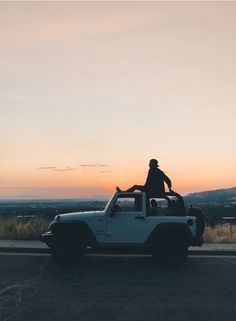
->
<box><xmin>152</xmin><ymin>234</ymin><xmax>188</xmax><ymax>268</ymax></box>
<box><xmin>189</xmin><ymin>207</ymin><xmax>205</xmax><ymax>237</ymax></box>
<box><xmin>51</xmin><ymin>241</ymin><xmax>85</xmax><ymax>266</ymax></box>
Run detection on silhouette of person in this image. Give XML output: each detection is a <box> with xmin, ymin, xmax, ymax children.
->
<box><xmin>149</xmin><ymin>199</ymin><xmax>158</xmax><ymax>216</ymax></box>
<box><xmin>116</xmin><ymin>159</ymin><xmax>173</xmax><ymax>197</ymax></box>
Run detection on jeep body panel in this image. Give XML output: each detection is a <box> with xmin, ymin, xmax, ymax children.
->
<box><xmin>145</xmin><ymin>216</ymin><xmax>196</xmax><ymax>242</ymax></box>
<box><xmin>145</xmin><ymin>222</ymin><xmax>194</xmax><ymax>246</ymax></box>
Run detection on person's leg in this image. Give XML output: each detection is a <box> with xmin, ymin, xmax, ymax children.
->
<box><xmin>116</xmin><ymin>185</ymin><xmax>146</xmax><ymax>192</ymax></box>
<box><xmin>126</xmin><ymin>185</ymin><xmax>145</xmax><ymax>192</ymax></box>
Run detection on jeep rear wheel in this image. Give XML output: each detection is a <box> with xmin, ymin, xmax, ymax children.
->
<box><xmin>153</xmin><ymin>234</ymin><xmax>188</xmax><ymax>268</ymax></box>
<box><xmin>51</xmin><ymin>241</ymin><xmax>85</xmax><ymax>266</ymax></box>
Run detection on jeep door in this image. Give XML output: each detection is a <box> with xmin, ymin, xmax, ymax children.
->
<box><xmin>106</xmin><ymin>193</ymin><xmax>146</xmax><ymax>243</ymax></box>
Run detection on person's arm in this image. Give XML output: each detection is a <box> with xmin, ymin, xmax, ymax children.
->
<box><xmin>144</xmin><ymin>169</ymin><xmax>151</xmax><ymax>186</ymax></box>
<box><xmin>163</xmin><ymin>173</ymin><xmax>172</xmax><ymax>192</ymax></box>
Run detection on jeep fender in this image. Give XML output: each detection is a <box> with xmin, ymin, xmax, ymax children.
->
<box><xmin>145</xmin><ymin>223</ymin><xmax>193</xmax><ymax>246</ymax></box>
<box><xmin>49</xmin><ymin>221</ymin><xmax>97</xmax><ymax>246</ymax></box>
<box><xmin>188</xmin><ymin>207</ymin><xmax>205</xmax><ymax>237</ymax></box>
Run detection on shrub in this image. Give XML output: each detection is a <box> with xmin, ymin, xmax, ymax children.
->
<box><xmin>0</xmin><ymin>216</ymin><xmax>50</xmax><ymax>240</ymax></box>
<box><xmin>204</xmin><ymin>224</ymin><xmax>236</xmax><ymax>243</ymax></box>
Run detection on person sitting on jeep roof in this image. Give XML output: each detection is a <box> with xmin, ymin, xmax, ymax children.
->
<box><xmin>116</xmin><ymin>159</ymin><xmax>173</xmax><ymax>197</ymax></box>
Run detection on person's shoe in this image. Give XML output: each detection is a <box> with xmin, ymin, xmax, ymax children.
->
<box><xmin>116</xmin><ymin>186</ymin><xmax>122</xmax><ymax>192</ymax></box>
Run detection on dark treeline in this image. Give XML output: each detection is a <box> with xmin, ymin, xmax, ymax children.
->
<box><xmin>0</xmin><ymin>199</ymin><xmax>236</xmax><ymax>226</ymax></box>
<box><xmin>0</xmin><ymin>199</ymin><xmax>107</xmax><ymax>220</ymax></box>
<box><xmin>196</xmin><ymin>204</ymin><xmax>236</xmax><ymax>227</ymax></box>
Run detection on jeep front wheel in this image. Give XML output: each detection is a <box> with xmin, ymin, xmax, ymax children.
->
<box><xmin>51</xmin><ymin>242</ymin><xmax>84</xmax><ymax>266</ymax></box>
<box><xmin>153</xmin><ymin>234</ymin><xmax>188</xmax><ymax>268</ymax></box>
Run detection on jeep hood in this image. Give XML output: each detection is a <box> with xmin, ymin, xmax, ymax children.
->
<box><xmin>54</xmin><ymin>210</ymin><xmax>105</xmax><ymax>221</ymax></box>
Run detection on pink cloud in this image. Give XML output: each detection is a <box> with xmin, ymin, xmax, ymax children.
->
<box><xmin>79</xmin><ymin>164</ymin><xmax>109</xmax><ymax>167</ymax></box>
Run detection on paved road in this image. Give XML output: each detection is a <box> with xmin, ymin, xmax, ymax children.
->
<box><xmin>0</xmin><ymin>254</ymin><xmax>236</xmax><ymax>321</ymax></box>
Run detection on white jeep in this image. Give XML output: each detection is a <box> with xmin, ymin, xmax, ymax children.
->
<box><xmin>41</xmin><ymin>192</ymin><xmax>205</xmax><ymax>267</ymax></box>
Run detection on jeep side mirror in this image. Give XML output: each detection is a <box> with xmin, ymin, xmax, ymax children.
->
<box><xmin>109</xmin><ymin>204</ymin><xmax>121</xmax><ymax>217</ymax></box>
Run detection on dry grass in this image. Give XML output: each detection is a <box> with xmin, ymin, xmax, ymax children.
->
<box><xmin>204</xmin><ymin>224</ymin><xmax>236</xmax><ymax>243</ymax></box>
<box><xmin>0</xmin><ymin>216</ymin><xmax>236</xmax><ymax>242</ymax></box>
<box><xmin>0</xmin><ymin>216</ymin><xmax>50</xmax><ymax>240</ymax></box>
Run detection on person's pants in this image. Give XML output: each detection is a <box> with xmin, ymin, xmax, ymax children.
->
<box><xmin>125</xmin><ymin>185</ymin><xmax>146</xmax><ymax>192</ymax></box>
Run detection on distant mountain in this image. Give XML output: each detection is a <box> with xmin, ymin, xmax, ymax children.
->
<box><xmin>184</xmin><ymin>186</ymin><xmax>236</xmax><ymax>204</ymax></box>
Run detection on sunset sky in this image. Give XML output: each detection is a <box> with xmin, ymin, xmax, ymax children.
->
<box><xmin>1</xmin><ymin>1</ymin><xmax>236</xmax><ymax>198</ymax></box>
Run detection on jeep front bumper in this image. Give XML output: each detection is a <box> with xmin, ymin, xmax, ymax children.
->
<box><xmin>40</xmin><ymin>231</ymin><xmax>54</xmax><ymax>246</ymax></box>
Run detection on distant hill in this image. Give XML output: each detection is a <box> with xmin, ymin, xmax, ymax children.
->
<box><xmin>184</xmin><ymin>187</ymin><xmax>236</xmax><ymax>204</ymax></box>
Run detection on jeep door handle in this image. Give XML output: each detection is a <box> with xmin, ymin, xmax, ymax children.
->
<box><xmin>134</xmin><ymin>216</ymin><xmax>145</xmax><ymax>220</ymax></box>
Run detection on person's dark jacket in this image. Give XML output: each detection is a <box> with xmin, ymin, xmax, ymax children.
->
<box><xmin>144</xmin><ymin>167</ymin><xmax>172</xmax><ymax>195</ymax></box>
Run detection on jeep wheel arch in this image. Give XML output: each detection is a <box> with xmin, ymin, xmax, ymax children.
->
<box><xmin>145</xmin><ymin>223</ymin><xmax>193</xmax><ymax>247</ymax></box>
<box><xmin>50</xmin><ymin>221</ymin><xmax>97</xmax><ymax>246</ymax></box>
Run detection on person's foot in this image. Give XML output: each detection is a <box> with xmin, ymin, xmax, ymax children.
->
<box><xmin>116</xmin><ymin>186</ymin><xmax>123</xmax><ymax>192</ymax></box>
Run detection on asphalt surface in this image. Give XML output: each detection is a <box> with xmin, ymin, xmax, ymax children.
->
<box><xmin>1</xmin><ymin>240</ymin><xmax>236</xmax><ymax>255</ymax></box>
<box><xmin>0</xmin><ymin>254</ymin><xmax>236</xmax><ymax>321</ymax></box>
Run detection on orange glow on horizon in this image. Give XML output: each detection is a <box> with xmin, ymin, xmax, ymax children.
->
<box><xmin>1</xmin><ymin>162</ymin><xmax>235</xmax><ymax>198</ymax></box>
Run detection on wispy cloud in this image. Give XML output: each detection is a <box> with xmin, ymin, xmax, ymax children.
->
<box><xmin>53</xmin><ymin>167</ymin><xmax>74</xmax><ymax>172</ymax></box>
<box><xmin>37</xmin><ymin>166</ymin><xmax>74</xmax><ymax>172</ymax></box>
<box><xmin>37</xmin><ymin>166</ymin><xmax>57</xmax><ymax>170</ymax></box>
<box><xmin>79</xmin><ymin>164</ymin><xmax>109</xmax><ymax>168</ymax></box>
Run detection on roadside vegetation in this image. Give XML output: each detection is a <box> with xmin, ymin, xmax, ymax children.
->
<box><xmin>0</xmin><ymin>216</ymin><xmax>50</xmax><ymax>240</ymax></box>
<box><xmin>0</xmin><ymin>216</ymin><xmax>236</xmax><ymax>242</ymax></box>
<box><xmin>204</xmin><ymin>224</ymin><xmax>236</xmax><ymax>243</ymax></box>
